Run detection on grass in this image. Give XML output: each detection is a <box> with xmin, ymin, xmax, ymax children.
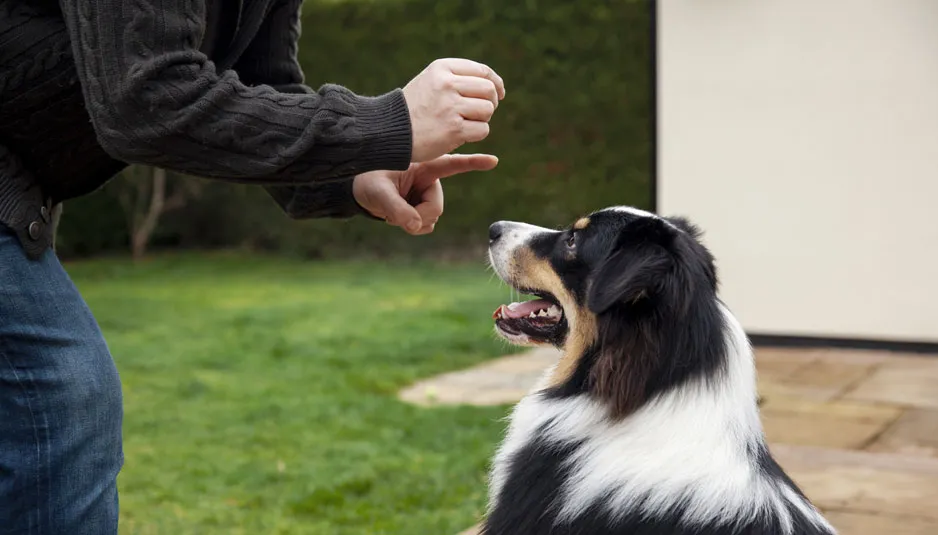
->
<box><xmin>68</xmin><ymin>253</ymin><xmax>520</xmax><ymax>535</ymax></box>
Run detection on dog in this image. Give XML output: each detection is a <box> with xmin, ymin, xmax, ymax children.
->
<box><xmin>481</xmin><ymin>206</ymin><xmax>836</xmax><ymax>535</ymax></box>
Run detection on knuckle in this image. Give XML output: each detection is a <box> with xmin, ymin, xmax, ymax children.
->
<box><xmin>476</xmin><ymin>124</ymin><xmax>491</xmax><ymax>141</ymax></box>
<box><xmin>434</xmin><ymin>58</ymin><xmax>455</xmax><ymax>73</ymax></box>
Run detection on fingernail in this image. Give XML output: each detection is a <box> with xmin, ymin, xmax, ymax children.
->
<box><xmin>406</xmin><ymin>220</ymin><xmax>420</xmax><ymax>232</ymax></box>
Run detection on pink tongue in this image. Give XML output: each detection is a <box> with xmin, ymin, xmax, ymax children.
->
<box><xmin>501</xmin><ymin>299</ymin><xmax>551</xmax><ymax>319</ymax></box>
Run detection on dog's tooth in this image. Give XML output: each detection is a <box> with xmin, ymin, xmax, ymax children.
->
<box><xmin>528</xmin><ymin>312</ymin><xmax>536</xmax><ymax>318</ymax></box>
<box><xmin>548</xmin><ymin>305</ymin><xmax>560</xmax><ymax>316</ymax></box>
<box><xmin>537</xmin><ymin>309</ymin><xmax>547</xmax><ymax>317</ymax></box>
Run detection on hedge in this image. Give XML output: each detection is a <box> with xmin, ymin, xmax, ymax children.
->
<box><xmin>56</xmin><ymin>0</ymin><xmax>652</xmax><ymax>259</ymax></box>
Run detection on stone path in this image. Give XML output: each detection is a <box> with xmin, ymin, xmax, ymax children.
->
<box><xmin>399</xmin><ymin>346</ymin><xmax>938</xmax><ymax>535</ymax></box>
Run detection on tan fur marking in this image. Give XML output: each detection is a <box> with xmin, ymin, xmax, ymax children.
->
<box><xmin>552</xmin><ymin>310</ymin><xmax>596</xmax><ymax>387</ymax></box>
<box><xmin>512</xmin><ymin>249</ymin><xmax>597</xmax><ymax>387</ymax></box>
<box><xmin>573</xmin><ymin>217</ymin><xmax>590</xmax><ymax>230</ymax></box>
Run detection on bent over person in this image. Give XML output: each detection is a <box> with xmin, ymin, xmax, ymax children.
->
<box><xmin>0</xmin><ymin>0</ymin><xmax>505</xmax><ymax>532</ymax></box>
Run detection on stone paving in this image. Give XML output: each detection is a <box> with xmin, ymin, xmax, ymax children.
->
<box><xmin>399</xmin><ymin>346</ymin><xmax>938</xmax><ymax>535</ymax></box>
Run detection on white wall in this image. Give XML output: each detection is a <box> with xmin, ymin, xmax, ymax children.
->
<box><xmin>657</xmin><ymin>0</ymin><xmax>938</xmax><ymax>343</ymax></box>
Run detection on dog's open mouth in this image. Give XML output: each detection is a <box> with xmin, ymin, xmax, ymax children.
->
<box><xmin>493</xmin><ymin>293</ymin><xmax>567</xmax><ymax>345</ymax></box>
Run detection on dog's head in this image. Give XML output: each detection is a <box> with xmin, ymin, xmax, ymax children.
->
<box><xmin>488</xmin><ymin>206</ymin><xmax>724</xmax><ymax>417</ymax></box>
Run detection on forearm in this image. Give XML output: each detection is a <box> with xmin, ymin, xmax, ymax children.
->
<box><xmin>59</xmin><ymin>0</ymin><xmax>412</xmax><ymax>185</ymax></box>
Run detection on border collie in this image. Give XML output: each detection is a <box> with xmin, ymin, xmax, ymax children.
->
<box><xmin>481</xmin><ymin>206</ymin><xmax>836</xmax><ymax>535</ymax></box>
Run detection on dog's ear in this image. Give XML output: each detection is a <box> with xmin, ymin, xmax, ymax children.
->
<box><xmin>663</xmin><ymin>216</ymin><xmax>701</xmax><ymax>239</ymax></box>
<box><xmin>587</xmin><ymin>218</ymin><xmax>676</xmax><ymax>314</ymax></box>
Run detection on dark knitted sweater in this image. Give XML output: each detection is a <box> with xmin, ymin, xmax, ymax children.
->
<box><xmin>0</xmin><ymin>0</ymin><xmax>412</xmax><ymax>258</ymax></box>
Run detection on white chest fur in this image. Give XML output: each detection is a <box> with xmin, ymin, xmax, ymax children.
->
<box><xmin>486</xmin><ymin>307</ymin><xmax>833</xmax><ymax>535</ymax></box>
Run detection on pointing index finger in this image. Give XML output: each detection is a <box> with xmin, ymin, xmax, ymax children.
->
<box><xmin>412</xmin><ymin>154</ymin><xmax>499</xmax><ymax>188</ymax></box>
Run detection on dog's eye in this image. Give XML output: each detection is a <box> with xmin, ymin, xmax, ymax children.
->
<box><xmin>565</xmin><ymin>233</ymin><xmax>577</xmax><ymax>250</ymax></box>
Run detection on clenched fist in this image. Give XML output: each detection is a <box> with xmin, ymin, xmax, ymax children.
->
<box><xmin>403</xmin><ymin>58</ymin><xmax>506</xmax><ymax>163</ymax></box>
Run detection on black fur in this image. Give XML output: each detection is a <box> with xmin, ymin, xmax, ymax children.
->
<box><xmin>483</xmin><ymin>209</ymin><xmax>835</xmax><ymax>535</ymax></box>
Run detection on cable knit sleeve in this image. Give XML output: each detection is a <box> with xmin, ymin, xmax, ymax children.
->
<box><xmin>56</xmin><ymin>0</ymin><xmax>413</xmax><ymax>185</ymax></box>
<box><xmin>232</xmin><ymin>0</ymin><xmax>380</xmax><ymax>220</ymax></box>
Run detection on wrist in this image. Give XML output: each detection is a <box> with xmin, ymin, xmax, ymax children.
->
<box><xmin>351</xmin><ymin>174</ymin><xmax>385</xmax><ymax>222</ymax></box>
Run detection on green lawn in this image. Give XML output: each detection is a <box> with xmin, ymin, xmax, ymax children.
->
<box><xmin>68</xmin><ymin>253</ymin><xmax>518</xmax><ymax>535</ymax></box>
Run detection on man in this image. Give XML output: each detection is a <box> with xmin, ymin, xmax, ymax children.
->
<box><xmin>0</xmin><ymin>0</ymin><xmax>505</xmax><ymax>532</ymax></box>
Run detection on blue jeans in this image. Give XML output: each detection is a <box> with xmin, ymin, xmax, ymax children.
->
<box><xmin>0</xmin><ymin>228</ymin><xmax>122</xmax><ymax>534</ymax></box>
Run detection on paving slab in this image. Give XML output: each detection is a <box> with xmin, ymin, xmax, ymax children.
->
<box><xmin>753</xmin><ymin>348</ymin><xmax>818</xmax><ymax>380</ymax></box>
<box><xmin>759</xmin><ymin>396</ymin><xmax>902</xmax><ymax>422</ymax></box>
<box><xmin>782</xmin><ymin>359</ymin><xmax>878</xmax><ymax>396</ymax></box>
<box><xmin>757</xmin><ymin>375</ymin><xmax>850</xmax><ymax>403</ymax></box>
<box><xmin>762</xmin><ymin>412</ymin><xmax>887</xmax><ymax>450</ymax></box>
<box><xmin>753</xmin><ymin>346</ymin><xmax>825</xmax><ymax>365</ymax></box>
<box><xmin>397</xmin><ymin>347</ymin><xmax>559</xmax><ymax>406</ymax></box>
<box><xmin>843</xmin><ymin>360</ymin><xmax>938</xmax><ymax>409</ymax></box>
<box><xmin>866</xmin><ymin>408</ymin><xmax>938</xmax><ymax>458</ymax></box>
<box><xmin>823</xmin><ymin>510</ymin><xmax>938</xmax><ymax>535</ymax></box>
<box><xmin>760</xmin><ymin>398</ymin><xmax>902</xmax><ymax>450</ymax></box>
<box><xmin>773</xmin><ymin>444</ymin><xmax>938</xmax><ymax>521</ymax></box>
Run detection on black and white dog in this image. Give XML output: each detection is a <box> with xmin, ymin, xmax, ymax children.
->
<box><xmin>482</xmin><ymin>206</ymin><xmax>836</xmax><ymax>535</ymax></box>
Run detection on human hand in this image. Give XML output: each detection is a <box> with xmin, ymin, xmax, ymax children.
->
<box><xmin>352</xmin><ymin>153</ymin><xmax>498</xmax><ymax>235</ymax></box>
<box><xmin>402</xmin><ymin>58</ymin><xmax>506</xmax><ymax>163</ymax></box>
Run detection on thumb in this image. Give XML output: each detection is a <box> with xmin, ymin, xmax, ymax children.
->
<box><xmin>382</xmin><ymin>191</ymin><xmax>423</xmax><ymax>232</ymax></box>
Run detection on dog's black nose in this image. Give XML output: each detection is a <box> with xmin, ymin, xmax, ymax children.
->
<box><xmin>489</xmin><ymin>222</ymin><xmax>505</xmax><ymax>244</ymax></box>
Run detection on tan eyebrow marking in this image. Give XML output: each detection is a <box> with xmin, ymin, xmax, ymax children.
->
<box><xmin>573</xmin><ymin>217</ymin><xmax>590</xmax><ymax>230</ymax></box>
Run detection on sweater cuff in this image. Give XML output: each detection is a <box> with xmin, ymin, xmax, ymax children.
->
<box><xmin>265</xmin><ymin>178</ymin><xmax>381</xmax><ymax>221</ymax></box>
<box><xmin>348</xmin><ymin>89</ymin><xmax>413</xmax><ymax>173</ymax></box>
<box><xmin>325</xmin><ymin>178</ymin><xmax>366</xmax><ymax>219</ymax></box>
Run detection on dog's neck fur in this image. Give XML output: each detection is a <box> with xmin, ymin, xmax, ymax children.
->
<box><xmin>485</xmin><ymin>304</ymin><xmax>835</xmax><ymax>534</ymax></box>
